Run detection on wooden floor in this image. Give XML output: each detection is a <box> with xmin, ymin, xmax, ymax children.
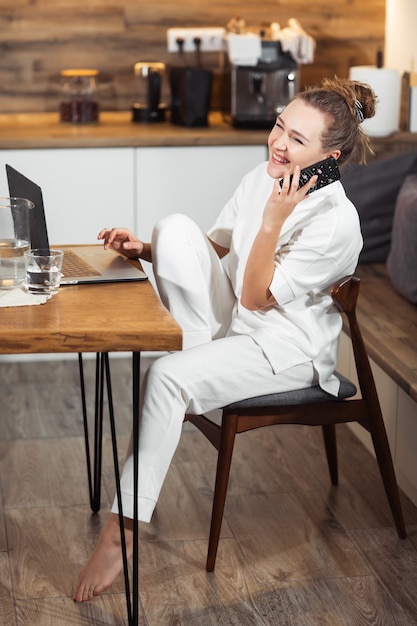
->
<box><xmin>1</xmin><ymin>356</ymin><xmax>417</xmax><ymax>625</ymax></box>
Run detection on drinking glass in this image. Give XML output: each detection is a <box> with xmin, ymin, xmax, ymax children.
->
<box><xmin>24</xmin><ymin>248</ymin><xmax>64</xmax><ymax>294</ymax></box>
<box><xmin>0</xmin><ymin>197</ymin><xmax>33</xmax><ymax>289</ymax></box>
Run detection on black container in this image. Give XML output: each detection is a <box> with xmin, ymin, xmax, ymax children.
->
<box><xmin>132</xmin><ymin>62</ymin><xmax>167</xmax><ymax>124</ymax></box>
<box><xmin>169</xmin><ymin>67</ymin><xmax>212</xmax><ymax>127</ymax></box>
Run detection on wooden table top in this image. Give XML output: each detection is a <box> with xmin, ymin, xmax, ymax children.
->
<box><xmin>0</xmin><ymin>249</ymin><xmax>182</xmax><ymax>355</ymax></box>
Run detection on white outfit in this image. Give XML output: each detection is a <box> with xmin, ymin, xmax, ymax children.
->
<box><xmin>112</xmin><ymin>161</ymin><xmax>363</xmax><ymax>522</ymax></box>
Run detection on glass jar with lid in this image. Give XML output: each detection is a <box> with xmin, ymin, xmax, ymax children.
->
<box><xmin>59</xmin><ymin>69</ymin><xmax>100</xmax><ymax>124</ymax></box>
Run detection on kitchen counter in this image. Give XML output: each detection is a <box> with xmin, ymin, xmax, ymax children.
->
<box><xmin>1</xmin><ymin>109</ymin><xmax>416</xmax><ymax>155</ymax></box>
<box><xmin>0</xmin><ymin>110</ymin><xmax>268</xmax><ymax>150</ymax></box>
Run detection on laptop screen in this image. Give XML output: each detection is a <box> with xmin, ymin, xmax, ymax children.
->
<box><xmin>6</xmin><ymin>164</ymin><xmax>50</xmax><ymax>250</ymax></box>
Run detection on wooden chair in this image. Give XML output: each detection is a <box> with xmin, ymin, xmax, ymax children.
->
<box><xmin>186</xmin><ymin>275</ymin><xmax>406</xmax><ymax>572</ymax></box>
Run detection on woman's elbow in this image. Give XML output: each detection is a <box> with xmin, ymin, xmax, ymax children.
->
<box><xmin>240</xmin><ymin>293</ymin><xmax>268</xmax><ymax>311</ymax></box>
<box><xmin>240</xmin><ymin>290</ymin><xmax>276</xmax><ymax>311</ymax></box>
<box><xmin>240</xmin><ymin>294</ymin><xmax>258</xmax><ymax>310</ymax></box>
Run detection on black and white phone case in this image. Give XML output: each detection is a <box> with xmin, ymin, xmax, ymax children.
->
<box><xmin>279</xmin><ymin>156</ymin><xmax>340</xmax><ymax>195</ymax></box>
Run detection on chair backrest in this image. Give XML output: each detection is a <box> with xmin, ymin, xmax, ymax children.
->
<box><xmin>331</xmin><ymin>275</ymin><xmax>360</xmax><ymax>317</ymax></box>
<box><xmin>331</xmin><ymin>275</ymin><xmax>380</xmax><ymax>410</ymax></box>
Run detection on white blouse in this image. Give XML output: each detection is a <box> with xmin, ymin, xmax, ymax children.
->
<box><xmin>207</xmin><ymin>161</ymin><xmax>363</xmax><ymax>395</ymax></box>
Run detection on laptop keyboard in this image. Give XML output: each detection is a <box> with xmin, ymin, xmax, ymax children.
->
<box><xmin>62</xmin><ymin>250</ymin><xmax>100</xmax><ymax>277</ymax></box>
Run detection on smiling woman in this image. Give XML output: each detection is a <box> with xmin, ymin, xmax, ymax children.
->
<box><xmin>72</xmin><ymin>76</ymin><xmax>379</xmax><ymax>603</ymax></box>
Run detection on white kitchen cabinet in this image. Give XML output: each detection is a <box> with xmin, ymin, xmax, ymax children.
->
<box><xmin>134</xmin><ymin>144</ymin><xmax>267</xmax><ymax>282</ymax></box>
<box><xmin>134</xmin><ymin>145</ymin><xmax>266</xmax><ymax>237</ymax></box>
<box><xmin>396</xmin><ymin>389</ymin><xmax>417</xmax><ymax>506</ymax></box>
<box><xmin>337</xmin><ymin>329</ymin><xmax>417</xmax><ymax>507</ymax></box>
<box><xmin>0</xmin><ymin>148</ymin><xmax>135</xmax><ymax>245</ymax></box>
<box><xmin>0</xmin><ymin>144</ymin><xmax>266</xmax><ymax>251</ymax></box>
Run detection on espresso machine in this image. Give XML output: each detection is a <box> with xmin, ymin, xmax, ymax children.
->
<box><xmin>231</xmin><ymin>39</ymin><xmax>299</xmax><ymax>128</ymax></box>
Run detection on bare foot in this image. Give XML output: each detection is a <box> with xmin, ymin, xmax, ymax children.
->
<box><xmin>73</xmin><ymin>513</ymin><xmax>133</xmax><ymax>602</ymax></box>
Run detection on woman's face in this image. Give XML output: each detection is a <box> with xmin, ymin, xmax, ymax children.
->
<box><xmin>267</xmin><ymin>98</ymin><xmax>339</xmax><ymax>179</ymax></box>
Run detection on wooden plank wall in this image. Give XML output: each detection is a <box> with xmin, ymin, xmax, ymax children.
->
<box><xmin>0</xmin><ymin>0</ymin><xmax>385</xmax><ymax>114</ymax></box>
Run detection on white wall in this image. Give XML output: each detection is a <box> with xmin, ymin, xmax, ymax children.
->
<box><xmin>385</xmin><ymin>0</ymin><xmax>417</xmax><ymax>74</ymax></box>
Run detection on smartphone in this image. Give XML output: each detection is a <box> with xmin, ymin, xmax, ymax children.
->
<box><xmin>279</xmin><ymin>156</ymin><xmax>340</xmax><ymax>195</ymax></box>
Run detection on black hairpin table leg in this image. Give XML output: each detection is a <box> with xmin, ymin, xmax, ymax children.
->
<box><xmin>78</xmin><ymin>352</ymin><xmax>104</xmax><ymax>513</ymax></box>
<box><xmin>103</xmin><ymin>352</ymin><xmax>140</xmax><ymax>626</ymax></box>
<box><xmin>78</xmin><ymin>351</ymin><xmax>140</xmax><ymax>625</ymax></box>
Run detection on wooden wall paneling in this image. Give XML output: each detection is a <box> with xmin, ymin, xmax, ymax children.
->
<box><xmin>0</xmin><ymin>0</ymin><xmax>386</xmax><ymax>113</ymax></box>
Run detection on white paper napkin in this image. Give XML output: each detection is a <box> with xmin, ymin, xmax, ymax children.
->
<box><xmin>0</xmin><ymin>285</ymin><xmax>52</xmax><ymax>307</ymax></box>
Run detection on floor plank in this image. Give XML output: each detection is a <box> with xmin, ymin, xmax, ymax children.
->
<box><xmin>250</xmin><ymin>576</ymin><xmax>417</xmax><ymax>626</ymax></box>
<box><xmin>0</xmin><ymin>488</ymin><xmax>7</xmax><ymax>551</ymax></box>
<box><xmin>0</xmin><ymin>438</ymin><xmax>93</xmax><ymax>509</ymax></box>
<box><xmin>139</xmin><ymin>538</ymin><xmax>264</xmax><ymax>625</ymax></box>
<box><xmin>348</xmin><ymin>525</ymin><xmax>417</xmax><ymax>622</ymax></box>
<box><xmin>223</xmin><ymin>489</ymin><xmax>371</xmax><ymax>584</ymax></box>
<box><xmin>15</xmin><ymin>595</ymin><xmax>131</xmax><ymax>626</ymax></box>
<box><xmin>0</xmin><ymin>552</ymin><xmax>16</xmax><ymax>626</ymax></box>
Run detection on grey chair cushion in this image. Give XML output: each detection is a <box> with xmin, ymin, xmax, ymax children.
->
<box><xmin>225</xmin><ymin>372</ymin><xmax>356</xmax><ymax>410</ymax></box>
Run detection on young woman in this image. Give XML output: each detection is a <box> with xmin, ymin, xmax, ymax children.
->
<box><xmin>73</xmin><ymin>76</ymin><xmax>377</xmax><ymax>602</ymax></box>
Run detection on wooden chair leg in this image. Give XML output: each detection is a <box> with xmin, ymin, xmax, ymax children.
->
<box><xmin>322</xmin><ymin>424</ymin><xmax>338</xmax><ymax>486</ymax></box>
<box><xmin>369</xmin><ymin>417</ymin><xmax>406</xmax><ymax>538</ymax></box>
<box><xmin>206</xmin><ymin>412</ymin><xmax>239</xmax><ymax>572</ymax></box>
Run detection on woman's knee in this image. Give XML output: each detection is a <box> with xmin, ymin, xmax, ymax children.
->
<box><xmin>152</xmin><ymin>214</ymin><xmax>199</xmax><ymax>248</ymax></box>
<box><xmin>146</xmin><ymin>353</ymin><xmax>180</xmax><ymax>391</ymax></box>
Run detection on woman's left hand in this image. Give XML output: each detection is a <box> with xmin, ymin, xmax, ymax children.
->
<box><xmin>264</xmin><ymin>166</ymin><xmax>318</xmax><ymax>227</ymax></box>
<box><xmin>241</xmin><ymin>166</ymin><xmax>317</xmax><ymax>311</ymax></box>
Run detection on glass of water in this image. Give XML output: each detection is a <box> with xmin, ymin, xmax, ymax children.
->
<box><xmin>0</xmin><ymin>197</ymin><xmax>33</xmax><ymax>289</ymax></box>
<box><xmin>24</xmin><ymin>248</ymin><xmax>64</xmax><ymax>295</ymax></box>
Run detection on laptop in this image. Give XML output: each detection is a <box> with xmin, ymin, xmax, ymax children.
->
<box><xmin>6</xmin><ymin>164</ymin><xmax>147</xmax><ymax>285</ymax></box>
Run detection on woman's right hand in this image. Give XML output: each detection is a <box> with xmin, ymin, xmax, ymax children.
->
<box><xmin>97</xmin><ymin>227</ymin><xmax>145</xmax><ymax>259</ymax></box>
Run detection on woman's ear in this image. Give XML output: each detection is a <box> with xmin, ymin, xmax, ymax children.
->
<box><xmin>329</xmin><ymin>149</ymin><xmax>341</xmax><ymax>161</ymax></box>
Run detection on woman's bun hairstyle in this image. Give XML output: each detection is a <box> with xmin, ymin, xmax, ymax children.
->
<box><xmin>298</xmin><ymin>76</ymin><xmax>378</xmax><ymax>164</ymax></box>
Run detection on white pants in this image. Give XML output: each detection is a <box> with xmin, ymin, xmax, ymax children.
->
<box><xmin>112</xmin><ymin>214</ymin><xmax>314</xmax><ymax>522</ymax></box>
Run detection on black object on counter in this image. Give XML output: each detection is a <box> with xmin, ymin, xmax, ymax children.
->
<box><xmin>132</xmin><ymin>62</ymin><xmax>167</xmax><ymax>124</ymax></box>
<box><xmin>169</xmin><ymin>66</ymin><xmax>212</xmax><ymax>127</ymax></box>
